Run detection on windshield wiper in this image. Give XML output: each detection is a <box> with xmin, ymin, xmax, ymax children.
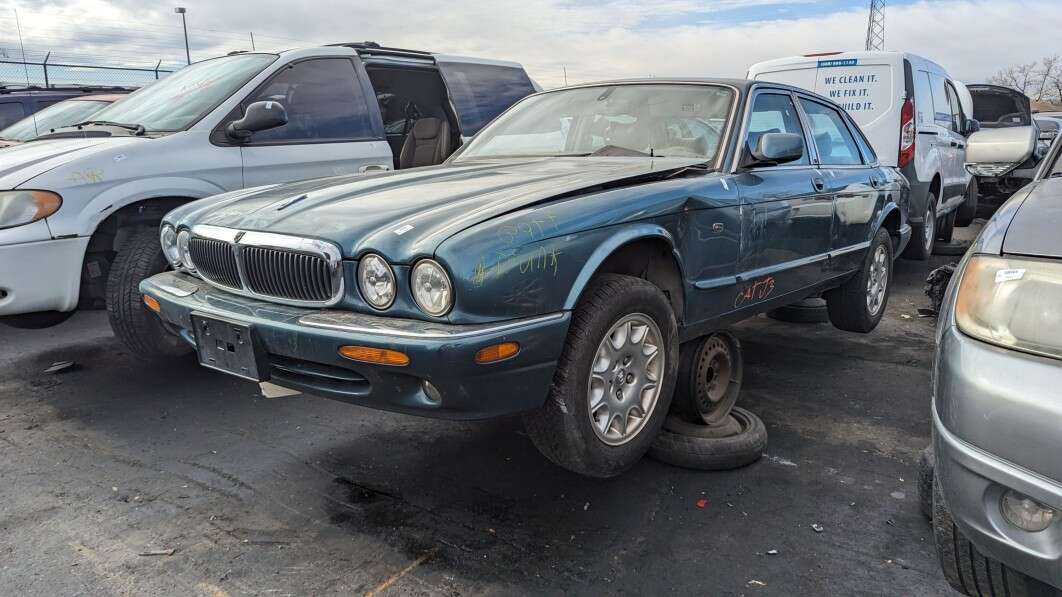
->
<box><xmin>73</xmin><ymin>120</ymin><xmax>146</xmax><ymax>135</ymax></box>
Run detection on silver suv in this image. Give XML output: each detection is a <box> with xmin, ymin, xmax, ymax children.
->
<box><xmin>0</xmin><ymin>43</ymin><xmax>536</xmax><ymax>356</ymax></box>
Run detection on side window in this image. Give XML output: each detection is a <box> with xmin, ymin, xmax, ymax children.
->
<box><xmin>927</xmin><ymin>72</ymin><xmax>951</xmax><ymax>129</ymax></box>
<box><xmin>746</xmin><ymin>93</ymin><xmax>808</xmax><ymax>166</ymax></box>
<box><xmin>945</xmin><ymin>82</ymin><xmax>965</xmax><ymax>133</ymax></box>
<box><xmin>0</xmin><ymin>102</ymin><xmax>27</xmax><ymax>129</ymax></box>
<box><xmin>798</xmin><ymin>99</ymin><xmax>863</xmax><ymax>166</ymax></box>
<box><xmin>437</xmin><ymin>62</ymin><xmax>536</xmax><ymax>135</ymax></box>
<box><xmin>244</xmin><ymin>58</ymin><xmax>375</xmax><ymax>143</ymax></box>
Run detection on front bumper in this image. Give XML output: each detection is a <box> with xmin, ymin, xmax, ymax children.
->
<box><xmin>933</xmin><ymin>325</ymin><xmax>1062</xmax><ymax>589</ymax></box>
<box><xmin>141</xmin><ymin>272</ymin><xmax>571</xmax><ymax>420</ymax></box>
<box><xmin>0</xmin><ymin>233</ymin><xmax>89</xmax><ymax>316</ymax></box>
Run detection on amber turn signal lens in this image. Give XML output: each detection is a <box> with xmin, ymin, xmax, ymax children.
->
<box><xmin>338</xmin><ymin>345</ymin><xmax>410</xmax><ymax>366</ymax></box>
<box><xmin>142</xmin><ymin>294</ymin><xmax>161</xmax><ymax>313</ymax></box>
<box><xmin>474</xmin><ymin>342</ymin><xmax>520</xmax><ymax>364</ymax></box>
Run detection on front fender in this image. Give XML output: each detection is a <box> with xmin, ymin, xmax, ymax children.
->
<box><xmin>59</xmin><ymin>176</ymin><xmax>226</xmax><ymax>237</ymax></box>
<box><xmin>561</xmin><ymin>223</ymin><xmax>682</xmax><ymax>310</ymax></box>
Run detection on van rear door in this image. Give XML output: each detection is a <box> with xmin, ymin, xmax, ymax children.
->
<box><xmin>750</xmin><ymin>54</ymin><xmax>900</xmax><ymax>167</ymax></box>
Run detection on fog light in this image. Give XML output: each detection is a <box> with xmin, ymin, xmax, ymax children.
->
<box><xmin>338</xmin><ymin>345</ymin><xmax>409</xmax><ymax>366</ymax></box>
<box><xmin>143</xmin><ymin>294</ymin><xmax>161</xmax><ymax>313</ymax></box>
<box><xmin>1001</xmin><ymin>490</ymin><xmax>1056</xmax><ymax>532</ymax></box>
<box><xmin>474</xmin><ymin>342</ymin><xmax>520</xmax><ymax>364</ymax></box>
<box><xmin>422</xmin><ymin>380</ymin><xmax>442</xmax><ymax>404</ymax></box>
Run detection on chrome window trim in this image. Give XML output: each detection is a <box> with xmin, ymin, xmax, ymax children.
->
<box><xmin>188</xmin><ymin>224</ymin><xmax>345</xmax><ymax>308</ymax></box>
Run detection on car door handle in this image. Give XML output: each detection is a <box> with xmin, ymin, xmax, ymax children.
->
<box><xmin>359</xmin><ymin>164</ymin><xmax>390</xmax><ymax>173</ymax></box>
<box><xmin>811</xmin><ymin>176</ymin><xmax>826</xmax><ymax>192</ymax></box>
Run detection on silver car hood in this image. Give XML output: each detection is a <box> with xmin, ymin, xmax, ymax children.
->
<box><xmin>0</xmin><ymin>137</ymin><xmax>144</xmax><ymax>189</ymax></box>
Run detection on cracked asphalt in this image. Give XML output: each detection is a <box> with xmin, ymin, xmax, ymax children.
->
<box><xmin>0</xmin><ymin>227</ymin><xmax>977</xmax><ymax>596</ymax></box>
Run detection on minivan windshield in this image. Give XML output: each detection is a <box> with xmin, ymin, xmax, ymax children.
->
<box><xmin>85</xmin><ymin>53</ymin><xmax>277</xmax><ymax>133</ymax></box>
<box><xmin>456</xmin><ymin>84</ymin><xmax>734</xmax><ymax>162</ymax></box>
<box><xmin>0</xmin><ymin>99</ymin><xmax>110</xmax><ymax>141</ymax></box>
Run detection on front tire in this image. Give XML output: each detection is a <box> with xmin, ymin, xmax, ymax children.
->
<box><xmin>106</xmin><ymin>227</ymin><xmax>192</xmax><ymax>360</ymax></box>
<box><xmin>523</xmin><ymin>273</ymin><xmax>678</xmax><ymax>478</ymax></box>
<box><xmin>825</xmin><ymin>227</ymin><xmax>893</xmax><ymax>333</ymax></box>
<box><xmin>902</xmin><ymin>186</ymin><xmax>937</xmax><ymax>261</ymax></box>
<box><xmin>955</xmin><ymin>178</ymin><xmax>979</xmax><ymax>227</ymax></box>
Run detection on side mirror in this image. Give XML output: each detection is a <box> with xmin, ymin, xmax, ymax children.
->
<box><xmin>748</xmin><ymin>132</ymin><xmax>804</xmax><ymax>166</ymax></box>
<box><xmin>226</xmin><ymin>101</ymin><xmax>288</xmax><ymax>141</ymax></box>
<box><xmin>965</xmin><ymin>118</ymin><xmax>980</xmax><ymax>135</ymax></box>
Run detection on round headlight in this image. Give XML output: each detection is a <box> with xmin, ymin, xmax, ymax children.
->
<box><xmin>411</xmin><ymin>259</ymin><xmax>453</xmax><ymax>316</ymax></box>
<box><xmin>176</xmin><ymin>229</ymin><xmax>194</xmax><ymax>272</ymax></box>
<box><xmin>358</xmin><ymin>253</ymin><xmax>396</xmax><ymax>309</ymax></box>
<box><xmin>160</xmin><ymin>225</ymin><xmax>180</xmax><ymax>267</ymax></box>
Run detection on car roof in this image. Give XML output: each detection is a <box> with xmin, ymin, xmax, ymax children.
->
<box><xmin>67</xmin><ymin>94</ymin><xmax>126</xmax><ymax>102</ymax></box>
<box><xmin>541</xmin><ymin>77</ymin><xmax>839</xmax><ymax>103</ymax></box>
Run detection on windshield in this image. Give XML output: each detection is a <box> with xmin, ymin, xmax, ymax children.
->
<box><xmin>0</xmin><ymin>99</ymin><xmax>110</xmax><ymax>141</ymax></box>
<box><xmin>86</xmin><ymin>53</ymin><xmax>277</xmax><ymax>132</ymax></box>
<box><xmin>456</xmin><ymin>84</ymin><xmax>735</xmax><ymax>161</ymax></box>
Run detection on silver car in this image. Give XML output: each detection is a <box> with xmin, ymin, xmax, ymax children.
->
<box><xmin>929</xmin><ymin>133</ymin><xmax>1062</xmax><ymax>594</ymax></box>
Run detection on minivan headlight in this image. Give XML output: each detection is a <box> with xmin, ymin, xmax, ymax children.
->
<box><xmin>357</xmin><ymin>253</ymin><xmax>396</xmax><ymax>309</ymax></box>
<box><xmin>0</xmin><ymin>190</ymin><xmax>62</xmax><ymax>230</ymax></box>
<box><xmin>411</xmin><ymin>259</ymin><xmax>453</xmax><ymax>316</ymax></box>
<box><xmin>955</xmin><ymin>255</ymin><xmax>1062</xmax><ymax>360</ymax></box>
<box><xmin>160</xmin><ymin>224</ymin><xmax>181</xmax><ymax>267</ymax></box>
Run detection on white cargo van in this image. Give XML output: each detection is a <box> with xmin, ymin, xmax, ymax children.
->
<box><xmin>748</xmin><ymin>51</ymin><xmax>979</xmax><ymax>259</ymax></box>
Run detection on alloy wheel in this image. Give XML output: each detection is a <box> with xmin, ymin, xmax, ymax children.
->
<box><xmin>866</xmin><ymin>244</ymin><xmax>889</xmax><ymax>316</ymax></box>
<box><xmin>587</xmin><ymin>313</ymin><xmax>665</xmax><ymax>446</ymax></box>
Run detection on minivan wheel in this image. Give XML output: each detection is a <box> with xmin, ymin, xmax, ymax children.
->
<box><xmin>933</xmin><ymin>477</ymin><xmax>1057</xmax><ymax>596</ymax></box>
<box><xmin>106</xmin><ymin>227</ymin><xmax>192</xmax><ymax>360</ymax></box>
<box><xmin>903</xmin><ymin>189</ymin><xmax>937</xmax><ymax>260</ymax></box>
<box><xmin>825</xmin><ymin>227</ymin><xmax>893</xmax><ymax>333</ymax></box>
<box><xmin>523</xmin><ymin>273</ymin><xmax>678</xmax><ymax>478</ymax></box>
<box><xmin>955</xmin><ymin>178</ymin><xmax>979</xmax><ymax>227</ymax></box>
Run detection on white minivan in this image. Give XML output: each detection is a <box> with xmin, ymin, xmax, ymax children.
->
<box><xmin>748</xmin><ymin>51</ymin><xmax>980</xmax><ymax>260</ymax></box>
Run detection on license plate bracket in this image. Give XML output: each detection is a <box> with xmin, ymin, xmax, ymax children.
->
<box><xmin>191</xmin><ymin>312</ymin><xmax>268</xmax><ymax>382</ymax></box>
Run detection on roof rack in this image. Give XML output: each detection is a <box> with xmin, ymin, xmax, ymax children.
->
<box><xmin>328</xmin><ymin>41</ymin><xmax>433</xmax><ymax>59</ymax></box>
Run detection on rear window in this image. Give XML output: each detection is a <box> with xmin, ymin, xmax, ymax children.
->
<box><xmin>971</xmin><ymin>88</ymin><xmax>1031</xmax><ymax>128</ymax></box>
<box><xmin>437</xmin><ymin>61</ymin><xmax>535</xmax><ymax>135</ymax></box>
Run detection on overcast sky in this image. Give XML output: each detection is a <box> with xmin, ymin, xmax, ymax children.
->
<box><xmin>0</xmin><ymin>0</ymin><xmax>1058</xmax><ymax>88</ymax></box>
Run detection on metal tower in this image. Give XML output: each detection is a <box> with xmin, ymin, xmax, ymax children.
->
<box><xmin>865</xmin><ymin>0</ymin><xmax>885</xmax><ymax>51</ymax></box>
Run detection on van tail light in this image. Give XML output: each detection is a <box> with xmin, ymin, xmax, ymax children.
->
<box><xmin>898</xmin><ymin>96</ymin><xmax>916</xmax><ymax>168</ymax></box>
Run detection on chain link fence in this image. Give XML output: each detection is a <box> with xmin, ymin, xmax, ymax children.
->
<box><xmin>0</xmin><ymin>56</ymin><xmax>176</xmax><ymax>89</ymax></box>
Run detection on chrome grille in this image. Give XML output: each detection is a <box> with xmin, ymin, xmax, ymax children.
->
<box><xmin>186</xmin><ymin>225</ymin><xmax>343</xmax><ymax>307</ymax></box>
<box><xmin>188</xmin><ymin>237</ymin><xmax>241</xmax><ymax>289</ymax></box>
<box><xmin>243</xmin><ymin>246</ymin><xmax>334</xmax><ymax>303</ymax></box>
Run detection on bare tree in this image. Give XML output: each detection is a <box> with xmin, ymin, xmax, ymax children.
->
<box><xmin>989</xmin><ymin>62</ymin><xmax>1038</xmax><ymax>95</ymax></box>
<box><xmin>1035</xmin><ymin>56</ymin><xmax>1060</xmax><ymax>101</ymax></box>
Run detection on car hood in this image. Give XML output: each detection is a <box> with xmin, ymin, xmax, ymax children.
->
<box><xmin>178</xmin><ymin>156</ymin><xmax>708</xmax><ymax>261</ymax></box>
<box><xmin>1002</xmin><ymin>176</ymin><xmax>1062</xmax><ymax>259</ymax></box>
<box><xmin>0</xmin><ymin>136</ymin><xmax>146</xmax><ymax>189</ymax></box>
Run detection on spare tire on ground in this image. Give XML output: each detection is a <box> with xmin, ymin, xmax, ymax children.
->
<box><xmin>648</xmin><ymin>407</ymin><xmax>767</xmax><ymax>471</ymax></box>
<box><xmin>671</xmin><ymin>331</ymin><xmax>743</xmax><ymax>425</ymax></box>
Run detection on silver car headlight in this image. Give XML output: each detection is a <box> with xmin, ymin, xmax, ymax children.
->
<box><xmin>411</xmin><ymin>259</ymin><xmax>453</xmax><ymax>316</ymax></box>
<box><xmin>176</xmin><ymin>229</ymin><xmax>195</xmax><ymax>272</ymax></box>
<box><xmin>0</xmin><ymin>190</ymin><xmax>62</xmax><ymax>230</ymax></box>
<box><xmin>357</xmin><ymin>253</ymin><xmax>396</xmax><ymax>309</ymax></box>
<box><xmin>160</xmin><ymin>224</ymin><xmax>181</xmax><ymax>267</ymax></box>
<box><xmin>955</xmin><ymin>255</ymin><xmax>1062</xmax><ymax>360</ymax></box>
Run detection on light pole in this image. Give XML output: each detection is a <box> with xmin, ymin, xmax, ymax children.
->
<box><xmin>175</xmin><ymin>7</ymin><xmax>190</xmax><ymax>65</ymax></box>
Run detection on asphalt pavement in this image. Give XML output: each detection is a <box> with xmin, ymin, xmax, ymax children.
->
<box><xmin>0</xmin><ymin>229</ymin><xmax>975</xmax><ymax>596</ymax></box>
